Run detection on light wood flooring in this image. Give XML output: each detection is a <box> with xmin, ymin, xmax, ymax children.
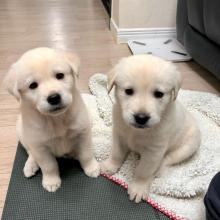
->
<box><xmin>0</xmin><ymin>0</ymin><xmax>219</xmax><ymax>217</ymax></box>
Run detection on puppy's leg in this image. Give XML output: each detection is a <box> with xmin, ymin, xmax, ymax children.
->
<box><xmin>101</xmin><ymin>133</ymin><xmax>129</xmax><ymax>175</ymax></box>
<box><xmin>164</xmin><ymin>128</ymin><xmax>201</xmax><ymax>166</ymax></box>
<box><xmin>30</xmin><ymin>146</ymin><xmax>61</xmax><ymax>192</ymax></box>
<box><xmin>154</xmin><ymin>160</ymin><xmax>167</xmax><ymax>178</ymax></box>
<box><xmin>23</xmin><ymin>154</ymin><xmax>39</xmax><ymax>178</ymax></box>
<box><xmin>128</xmin><ymin>149</ymin><xmax>164</xmax><ymax>203</ymax></box>
<box><xmin>77</xmin><ymin>131</ymin><xmax>100</xmax><ymax>178</ymax></box>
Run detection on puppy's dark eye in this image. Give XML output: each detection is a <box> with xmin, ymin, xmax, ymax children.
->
<box><xmin>56</xmin><ymin>73</ymin><xmax>64</xmax><ymax>80</ymax></box>
<box><xmin>125</xmin><ymin>88</ymin><xmax>134</xmax><ymax>96</ymax></box>
<box><xmin>29</xmin><ymin>82</ymin><xmax>38</xmax><ymax>90</ymax></box>
<box><xmin>154</xmin><ymin>90</ymin><xmax>164</xmax><ymax>98</ymax></box>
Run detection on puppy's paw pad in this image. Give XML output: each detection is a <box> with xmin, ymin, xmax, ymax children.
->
<box><xmin>128</xmin><ymin>182</ymin><xmax>149</xmax><ymax>203</ymax></box>
<box><xmin>100</xmin><ymin>160</ymin><xmax>120</xmax><ymax>175</ymax></box>
<box><xmin>42</xmin><ymin>176</ymin><xmax>61</xmax><ymax>192</ymax></box>
<box><xmin>84</xmin><ymin>160</ymin><xmax>100</xmax><ymax>178</ymax></box>
<box><xmin>23</xmin><ymin>162</ymin><xmax>39</xmax><ymax>178</ymax></box>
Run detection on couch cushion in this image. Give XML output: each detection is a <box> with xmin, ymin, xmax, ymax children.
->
<box><xmin>204</xmin><ymin>0</ymin><xmax>220</xmax><ymax>46</ymax></box>
<box><xmin>187</xmin><ymin>0</ymin><xmax>205</xmax><ymax>35</ymax></box>
<box><xmin>184</xmin><ymin>25</ymin><xmax>220</xmax><ymax>80</ymax></box>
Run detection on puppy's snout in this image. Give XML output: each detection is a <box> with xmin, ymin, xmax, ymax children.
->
<box><xmin>47</xmin><ymin>93</ymin><xmax>61</xmax><ymax>105</ymax></box>
<box><xmin>134</xmin><ymin>113</ymin><xmax>150</xmax><ymax>125</ymax></box>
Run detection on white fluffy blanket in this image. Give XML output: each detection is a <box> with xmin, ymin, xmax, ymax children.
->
<box><xmin>83</xmin><ymin>73</ymin><xmax>220</xmax><ymax>220</ymax></box>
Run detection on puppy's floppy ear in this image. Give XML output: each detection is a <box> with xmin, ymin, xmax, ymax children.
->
<box><xmin>107</xmin><ymin>57</ymin><xmax>127</xmax><ymax>93</ymax></box>
<box><xmin>169</xmin><ymin>64</ymin><xmax>182</xmax><ymax>101</ymax></box>
<box><xmin>63</xmin><ymin>52</ymin><xmax>80</xmax><ymax>78</ymax></box>
<box><xmin>107</xmin><ymin>66</ymin><xmax>118</xmax><ymax>93</ymax></box>
<box><xmin>3</xmin><ymin>63</ymin><xmax>20</xmax><ymax>100</ymax></box>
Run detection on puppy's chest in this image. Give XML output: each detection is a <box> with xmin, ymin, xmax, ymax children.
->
<box><xmin>46</xmin><ymin>130</ymin><xmax>80</xmax><ymax>157</ymax></box>
<box><xmin>126</xmin><ymin>131</ymin><xmax>163</xmax><ymax>153</ymax></box>
<box><xmin>44</xmin><ymin>121</ymin><xmax>82</xmax><ymax>157</ymax></box>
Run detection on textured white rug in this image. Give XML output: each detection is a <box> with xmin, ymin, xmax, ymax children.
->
<box><xmin>83</xmin><ymin>73</ymin><xmax>220</xmax><ymax>220</ymax></box>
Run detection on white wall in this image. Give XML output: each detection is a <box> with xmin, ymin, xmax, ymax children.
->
<box><xmin>111</xmin><ymin>0</ymin><xmax>120</xmax><ymax>27</ymax></box>
<box><xmin>111</xmin><ymin>0</ymin><xmax>177</xmax><ymax>29</ymax></box>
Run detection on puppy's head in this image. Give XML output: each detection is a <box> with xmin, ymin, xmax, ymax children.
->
<box><xmin>108</xmin><ymin>55</ymin><xmax>182</xmax><ymax>129</ymax></box>
<box><xmin>4</xmin><ymin>47</ymin><xmax>80</xmax><ymax>116</ymax></box>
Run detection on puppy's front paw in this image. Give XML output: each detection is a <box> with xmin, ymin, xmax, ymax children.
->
<box><xmin>23</xmin><ymin>160</ymin><xmax>39</xmax><ymax>178</ymax></box>
<box><xmin>42</xmin><ymin>175</ymin><xmax>61</xmax><ymax>192</ymax></box>
<box><xmin>100</xmin><ymin>159</ymin><xmax>120</xmax><ymax>175</ymax></box>
<box><xmin>84</xmin><ymin>159</ymin><xmax>100</xmax><ymax>178</ymax></box>
<box><xmin>128</xmin><ymin>181</ymin><xmax>149</xmax><ymax>203</ymax></box>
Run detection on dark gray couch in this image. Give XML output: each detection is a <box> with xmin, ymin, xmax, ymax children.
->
<box><xmin>176</xmin><ymin>0</ymin><xmax>220</xmax><ymax>80</ymax></box>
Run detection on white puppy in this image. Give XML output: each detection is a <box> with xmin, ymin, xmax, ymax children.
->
<box><xmin>101</xmin><ymin>55</ymin><xmax>201</xmax><ymax>203</ymax></box>
<box><xmin>4</xmin><ymin>47</ymin><xmax>100</xmax><ymax>192</ymax></box>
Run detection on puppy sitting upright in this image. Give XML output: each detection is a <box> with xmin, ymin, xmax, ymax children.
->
<box><xmin>4</xmin><ymin>47</ymin><xmax>100</xmax><ymax>192</ymax></box>
<box><xmin>101</xmin><ymin>55</ymin><xmax>201</xmax><ymax>203</ymax></box>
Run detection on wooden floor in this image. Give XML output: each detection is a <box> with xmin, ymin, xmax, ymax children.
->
<box><xmin>0</xmin><ymin>0</ymin><xmax>219</xmax><ymax>217</ymax></box>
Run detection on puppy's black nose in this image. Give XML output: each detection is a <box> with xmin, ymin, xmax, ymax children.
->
<box><xmin>134</xmin><ymin>113</ymin><xmax>150</xmax><ymax>125</ymax></box>
<box><xmin>47</xmin><ymin>93</ymin><xmax>61</xmax><ymax>105</ymax></box>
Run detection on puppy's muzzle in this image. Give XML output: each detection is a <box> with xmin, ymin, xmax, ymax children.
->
<box><xmin>133</xmin><ymin>113</ymin><xmax>150</xmax><ymax>128</ymax></box>
<box><xmin>47</xmin><ymin>93</ymin><xmax>66</xmax><ymax>113</ymax></box>
<box><xmin>47</xmin><ymin>93</ymin><xmax>61</xmax><ymax>106</ymax></box>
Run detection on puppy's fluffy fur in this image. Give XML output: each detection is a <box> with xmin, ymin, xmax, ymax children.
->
<box><xmin>4</xmin><ymin>48</ymin><xmax>100</xmax><ymax>192</ymax></box>
<box><xmin>101</xmin><ymin>55</ymin><xmax>201</xmax><ymax>203</ymax></box>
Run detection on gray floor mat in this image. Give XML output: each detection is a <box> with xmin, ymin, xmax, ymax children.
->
<box><xmin>2</xmin><ymin>143</ymin><xmax>170</xmax><ymax>220</ymax></box>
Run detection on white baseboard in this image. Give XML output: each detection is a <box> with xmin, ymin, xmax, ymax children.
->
<box><xmin>110</xmin><ymin>18</ymin><xmax>176</xmax><ymax>44</ymax></box>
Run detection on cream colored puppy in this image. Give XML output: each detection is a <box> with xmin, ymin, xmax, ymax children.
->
<box><xmin>101</xmin><ymin>55</ymin><xmax>201</xmax><ymax>203</ymax></box>
<box><xmin>4</xmin><ymin>47</ymin><xmax>100</xmax><ymax>192</ymax></box>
